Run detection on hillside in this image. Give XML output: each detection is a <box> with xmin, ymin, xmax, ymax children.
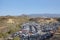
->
<box><xmin>0</xmin><ymin>16</ymin><xmax>60</xmax><ymax>40</ymax></box>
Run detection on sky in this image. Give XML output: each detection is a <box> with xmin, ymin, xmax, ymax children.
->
<box><xmin>0</xmin><ymin>0</ymin><xmax>60</xmax><ymax>16</ymax></box>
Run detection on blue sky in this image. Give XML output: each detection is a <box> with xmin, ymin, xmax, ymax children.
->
<box><xmin>0</xmin><ymin>0</ymin><xmax>60</xmax><ymax>16</ymax></box>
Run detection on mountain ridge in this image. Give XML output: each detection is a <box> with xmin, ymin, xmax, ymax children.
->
<box><xmin>28</xmin><ymin>14</ymin><xmax>60</xmax><ymax>18</ymax></box>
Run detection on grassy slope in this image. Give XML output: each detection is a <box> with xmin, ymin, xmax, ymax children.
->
<box><xmin>0</xmin><ymin>16</ymin><xmax>60</xmax><ymax>40</ymax></box>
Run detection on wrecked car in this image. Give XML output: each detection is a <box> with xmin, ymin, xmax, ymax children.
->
<box><xmin>7</xmin><ymin>22</ymin><xmax>59</xmax><ymax>40</ymax></box>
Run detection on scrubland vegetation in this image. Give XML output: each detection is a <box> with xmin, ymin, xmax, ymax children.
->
<box><xmin>0</xmin><ymin>15</ymin><xmax>60</xmax><ymax>40</ymax></box>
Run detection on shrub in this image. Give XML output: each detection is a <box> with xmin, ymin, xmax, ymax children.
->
<box><xmin>13</xmin><ymin>36</ymin><xmax>20</xmax><ymax>40</ymax></box>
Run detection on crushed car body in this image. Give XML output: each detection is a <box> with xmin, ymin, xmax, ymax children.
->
<box><xmin>7</xmin><ymin>22</ymin><xmax>60</xmax><ymax>40</ymax></box>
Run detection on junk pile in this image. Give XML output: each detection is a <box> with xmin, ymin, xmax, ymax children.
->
<box><xmin>7</xmin><ymin>22</ymin><xmax>60</xmax><ymax>40</ymax></box>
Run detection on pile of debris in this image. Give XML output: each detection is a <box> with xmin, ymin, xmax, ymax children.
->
<box><xmin>7</xmin><ymin>22</ymin><xmax>60</xmax><ymax>40</ymax></box>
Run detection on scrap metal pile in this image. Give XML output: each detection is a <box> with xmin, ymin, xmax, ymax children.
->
<box><xmin>7</xmin><ymin>22</ymin><xmax>60</xmax><ymax>40</ymax></box>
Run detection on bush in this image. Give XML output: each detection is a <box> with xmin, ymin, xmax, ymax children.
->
<box><xmin>13</xmin><ymin>36</ymin><xmax>20</xmax><ymax>40</ymax></box>
<box><xmin>0</xmin><ymin>33</ymin><xmax>3</xmax><ymax>38</ymax></box>
<box><xmin>57</xmin><ymin>18</ymin><xmax>60</xmax><ymax>22</ymax></box>
<box><xmin>0</xmin><ymin>32</ymin><xmax>9</xmax><ymax>38</ymax></box>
